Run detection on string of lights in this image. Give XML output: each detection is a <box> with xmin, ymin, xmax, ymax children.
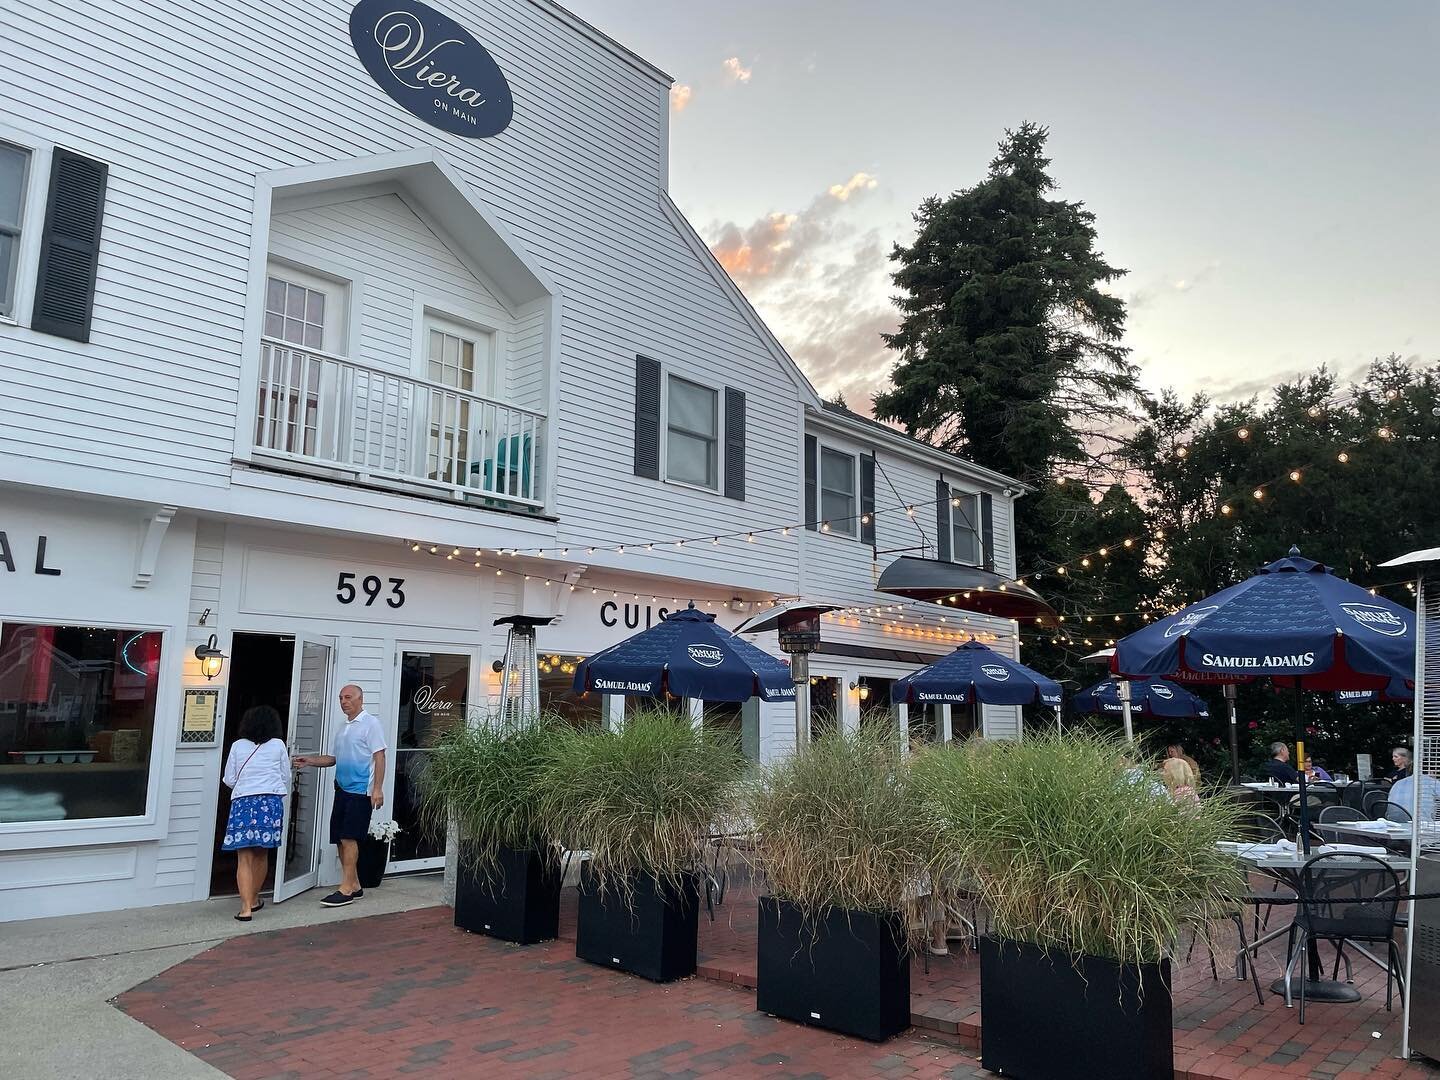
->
<box><xmin>399</xmin><ymin>388</ymin><xmax>1420</xmax><ymax>645</ymax></box>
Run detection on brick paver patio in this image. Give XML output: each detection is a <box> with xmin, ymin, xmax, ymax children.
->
<box><xmin>117</xmin><ymin>879</ymin><xmax>1438</xmax><ymax>1080</ymax></box>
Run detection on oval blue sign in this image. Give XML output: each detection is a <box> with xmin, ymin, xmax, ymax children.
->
<box><xmin>349</xmin><ymin>0</ymin><xmax>514</xmax><ymax>139</ymax></box>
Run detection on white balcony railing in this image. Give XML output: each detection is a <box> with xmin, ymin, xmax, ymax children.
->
<box><xmin>253</xmin><ymin>338</ymin><xmax>544</xmax><ymax>508</ymax></box>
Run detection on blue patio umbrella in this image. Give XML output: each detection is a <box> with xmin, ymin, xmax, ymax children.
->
<box><xmin>891</xmin><ymin>641</ymin><xmax>1062</xmax><ymax>725</ymax></box>
<box><xmin>1335</xmin><ymin>677</ymin><xmax>1413</xmax><ymax>706</ymax></box>
<box><xmin>1072</xmin><ymin>678</ymin><xmax>1210</xmax><ymax>720</ymax></box>
<box><xmin>1114</xmin><ymin>546</ymin><xmax>1415</xmax><ymax>858</ymax></box>
<box><xmin>573</xmin><ymin>604</ymin><xmax>796</xmax><ymax>703</ymax></box>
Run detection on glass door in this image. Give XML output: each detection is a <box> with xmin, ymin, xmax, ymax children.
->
<box><xmin>273</xmin><ymin>637</ymin><xmax>333</xmax><ymax>903</ymax></box>
<box><xmin>389</xmin><ymin>648</ymin><xmax>473</xmax><ymax>869</ymax></box>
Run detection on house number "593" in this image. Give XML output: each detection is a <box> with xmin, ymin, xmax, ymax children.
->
<box><xmin>336</xmin><ymin>572</ymin><xmax>405</xmax><ymax>608</ymax></box>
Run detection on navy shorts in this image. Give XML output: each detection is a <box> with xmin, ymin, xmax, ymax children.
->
<box><xmin>329</xmin><ymin>786</ymin><xmax>373</xmax><ymax>844</ymax></box>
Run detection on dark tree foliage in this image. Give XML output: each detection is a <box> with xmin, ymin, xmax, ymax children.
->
<box><xmin>1118</xmin><ymin>356</ymin><xmax>1440</xmax><ymax>777</ymax></box>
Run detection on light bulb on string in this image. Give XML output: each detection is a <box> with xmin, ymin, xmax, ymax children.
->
<box><xmin>1337</xmin><ymin>451</ymin><xmax>1349</xmax><ymax>463</ymax></box>
<box><xmin>1237</xmin><ymin>427</ymin><xmax>1250</xmax><ymax>440</ymax></box>
<box><xmin>1289</xmin><ymin>470</ymin><xmax>1302</xmax><ymax>482</ymax></box>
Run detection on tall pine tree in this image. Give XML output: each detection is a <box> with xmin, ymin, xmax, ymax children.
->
<box><xmin>874</xmin><ymin>122</ymin><xmax>1140</xmax><ymax>486</ymax></box>
<box><xmin>873</xmin><ymin>123</ymin><xmax>1148</xmax><ymax>698</ymax></box>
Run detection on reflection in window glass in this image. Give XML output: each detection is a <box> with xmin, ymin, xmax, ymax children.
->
<box><xmin>702</xmin><ymin>699</ymin><xmax>759</xmax><ymax>762</ymax></box>
<box><xmin>0</xmin><ymin>624</ymin><xmax>162</xmax><ymax>823</ymax></box>
<box><xmin>625</xmin><ymin>693</ymin><xmax>689</xmax><ymax>720</ymax></box>
<box><xmin>0</xmin><ymin>142</ymin><xmax>27</xmax><ymax>317</ymax></box>
<box><xmin>820</xmin><ymin>448</ymin><xmax>856</xmax><ymax>535</ymax></box>
<box><xmin>951</xmin><ymin>493</ymin><xmax>981</xmax><ymax>565</ymax></box>
<box><xmin>666</xmin><ymin>376</ymin><xmax>718</xmax><ymax>488</ymax></box>
<box><xmin>538</xmin><ymin>654</ymin><xmax>601</xmax><ymax>728</ymax></box>
<box><xmin>809</xmin><ymin>676</ymin><xmax>841</xmax><ymax>739</ymax></box>
<box><xmin>391</xmin><ymin>651</ymin><xmax>470</xmax><ymax>863</ymax></box>
<box><xmin>857</xmin><ymin>677</ymin><xmax>895</xmax><ymax>740</ymax></box>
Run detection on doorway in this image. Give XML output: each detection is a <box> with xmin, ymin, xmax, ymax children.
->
<box><xmin>210</xmin><ymin>633</ymin><xmax>295</xmax><ymax>898</ymax></box>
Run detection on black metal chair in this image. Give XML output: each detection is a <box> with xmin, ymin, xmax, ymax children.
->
<box><xmin>1364</xmin><ymin>790</ymin><xmax>1393</xmax><ymax>819</ymax></box>
<box><xmin>1284</xmin><ymin>853</ymin><xmax>1405</xmax><ymax>1023</ymax></box>
<box><xmin>1317</xmin><ymin>805</ymin><xmax>1366</xmax><ymax>824</ymax></box>
<box><xmin>1232</xmin><ymin>812</ymin><xmax>1292</xmax><ymax>935</ymax></box>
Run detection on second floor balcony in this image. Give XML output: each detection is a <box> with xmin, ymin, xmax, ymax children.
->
<box><xmin>251</xmin><ymin>338</ymin><xmax>545</xmax><ymax>511</ymax></box>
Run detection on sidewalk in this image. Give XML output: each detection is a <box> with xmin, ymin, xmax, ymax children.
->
<box><xmin>0</xmin><ymin>874</ymin><xmax>444</xmax><ymax>1080</ymax></box>
<box><xmin>117</xmin><ymin>905</ymin><xmax>987</xmax><ymax>1079</ymax></box>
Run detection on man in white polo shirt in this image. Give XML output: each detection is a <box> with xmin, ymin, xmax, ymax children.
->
<box><xmin>294</xmin><ymin>683</ymin><xmax>387</xmax><ymax>906</ymax></box>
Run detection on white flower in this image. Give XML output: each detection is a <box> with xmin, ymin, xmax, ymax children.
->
<box><xmin>368</xmin><ymin>819</ymin><xmax>402</xmax><ymax>842</ymax></box>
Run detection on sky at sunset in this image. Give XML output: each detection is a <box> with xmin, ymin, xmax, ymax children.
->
<box><xmin>567</xmin><ymin>1</ymin><xmax>1438</xmax><ymax>416</ymax></box>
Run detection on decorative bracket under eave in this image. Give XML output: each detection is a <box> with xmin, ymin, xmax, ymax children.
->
<box><xmin>133</xmin><ymin>505</ymin><xmax>179</xmax><ymax>589</ymax></box>
<box><xmin>550</xmin><ymin>567</ymin><xmax>588</xmax><ymax>622</ymax></box>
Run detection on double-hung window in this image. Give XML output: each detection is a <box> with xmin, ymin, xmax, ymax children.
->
<box><xmin>0</xmin><ymin>142</ymin><xmax>29</xmax><ymax>319</ymax></box>
<box><xmin>951</xmin><ymin>491</ymin><xmax>982</xmax><ymax>564</ymax></box>
<box><xmin>820</xmin><ymin>447</ymin><xmax>858</xmax><ymax>536</ymax></box>
<box><xmin>666</xmin><ymin>375</ymin><xmax>719</xmax><ymax>489</ymax></box>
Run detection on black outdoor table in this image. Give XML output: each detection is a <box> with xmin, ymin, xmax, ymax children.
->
<box><xmin>1221</xmin><ymin>842</ymin><xmax>1410</xmax><ymax>1004</ymax></box>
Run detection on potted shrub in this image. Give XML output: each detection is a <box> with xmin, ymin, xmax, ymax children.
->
<box><xmin>357</xmin><ymin>819</ymin><xmax>400</xmax><ymax>889</ymax></box>
<box><xmin>913</xmin><ymin>732</ymin><xmax>1243</xmax><ymax>1080</ymax></box>
<box><xmin>419</xmin><ymin>715</ymin><xmax>563</xmax><ymax>945</ymax></box>
<box><xmin>540</xmin><ymin>706</ymin><xmax>745</xmax><ymax>982</ymax></box>
<box><xmin>746</xmin><ymin>727</ymin><xmax>932</xmax><ymax>1042</ymax></box>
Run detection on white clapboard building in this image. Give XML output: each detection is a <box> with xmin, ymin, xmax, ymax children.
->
<box><xmin>0</xmin><ymin>0</ymin><xmax>1028</xmax><ymax>920</ymax></box>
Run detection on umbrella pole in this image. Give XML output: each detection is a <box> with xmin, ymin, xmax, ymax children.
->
<box><xmin>1294</xmin><ymin>686</ymin><xmax>1311</xmax><ymax>855</ymax></box>
<box><xmin>972</xmin><ymin>697</ymin><xmax>980</xmax><ymax>740</ymax></box>
<box><xmin>1055</xmin><ymin>705</ymin><xmax>1062</xmax><ymax>735</ymax></box>
<box><xmin>1224</xmin><ymin>684</ymin><xmax>1241</xmax><ymax>785</ymax></box>
<box><xmin>1120</xmin><ymin>680</ymin><xmax>1135</xmax><ymax>744</ymax></box>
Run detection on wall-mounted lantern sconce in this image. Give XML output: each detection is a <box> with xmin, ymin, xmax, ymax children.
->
<box><xmin>194</xmin><ymin>634</ymin><xmax>226</xmax><ymax>681</ymax></box>
<box><xmin>491</xmin><ymin>659</ymin><xmax>506</xmax><ymax>673</ymax></box>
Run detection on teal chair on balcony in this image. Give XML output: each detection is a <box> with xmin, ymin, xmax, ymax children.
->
<box><xmin>470</xmin><ymin>433</ymin><xmax>533</xmax><ymax>502</ymax></box>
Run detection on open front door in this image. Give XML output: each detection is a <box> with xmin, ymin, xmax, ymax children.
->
<box><xmin>274</xmin><ymin>636</ymin><xmax>334</xmax><ymax>902</ymax></box>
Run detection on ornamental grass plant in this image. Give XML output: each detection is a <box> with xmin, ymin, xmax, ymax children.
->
<box><xmin>417</xmin><ymin>712</ymin><xmax>558</xmax><ymax>872</ymax></box>
<box><xmin>912</xmin><ymin>731</ymin><xmax>1245</xmax><ymax>965</ymax></box>
<box><xmin>538</xmin><ymin>705</ymin><xmax>747</xmax><ymax>897</ymax></box>
<box><xmin>747</xmin><ymin>726</ymin><xmax>937</xmax><ymax>943</ymax></box>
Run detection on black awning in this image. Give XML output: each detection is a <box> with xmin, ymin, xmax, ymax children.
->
<box><xmin>875</xmin><ymin>557</ymin><xmax>1057</xmax><ymax>623</ymax></box>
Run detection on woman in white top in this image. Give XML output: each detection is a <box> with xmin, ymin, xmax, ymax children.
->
<box><xmin>221</xmin><ymin>706</ymin><xmax>291</xmax><ymax>921</ymax></box>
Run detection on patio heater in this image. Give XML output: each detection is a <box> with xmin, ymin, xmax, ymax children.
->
<box><xmin>778</xmin><ymin>611</ymin><xmax>822</xmax><ymax>748</ymax></box>
<box><xmin>1380</xmin><ymin>547</ymin><xmax>1440</xmax><ymax>1065</ymax></box>
<box><xmin>492</xmin><ymin>615</ymin><xmax>554</xmax><ymax>725</ymax></box>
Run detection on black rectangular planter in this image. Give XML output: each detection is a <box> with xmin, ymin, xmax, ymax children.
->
<box><xmin>574</xmin><ymin>862</ymin><xmax>700</xmax><ymax>982</ymax></box>
<box><xmin>756</xmin><ymin>895</ymin><xmax>911</xmax><ymax>1042</ymax></box>
<box><xmin>454</xmin><ymin>844</ymin><xmax>562</xmax><ymax>945</ymax></box>
<box><xmin>979</xmin><ymin>936</ymin><xmax>1173</xmax><ymax>1080</ymax></box>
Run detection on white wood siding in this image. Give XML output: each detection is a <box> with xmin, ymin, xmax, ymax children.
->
<box><xmin>0</xmin><ymin>0</ymin><xmax>805</xmax><ymax>589</ymax></box>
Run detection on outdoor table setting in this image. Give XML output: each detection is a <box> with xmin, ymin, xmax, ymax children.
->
<box><xmin>1217</xmin><ymin>838</ymin><xmax>1411</xmax><ymax>1003</ymax></box>
<box><xmin>1314</xmin><ymin>818</ymin><xmax>1440</xmax><ymax>852</ymax></box>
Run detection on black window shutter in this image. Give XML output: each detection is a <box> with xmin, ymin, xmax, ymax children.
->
<box><xmin>633</xmin><ymin>355</ymin><xmax>661</xmax><ymax>480</ymax></box>
<box><xmin>935</xmin><ymin>478</ymin><xmax>952</xmax><ymax>562</ymax></box>
<box><xmin>803</xmin><ymin>434</ymin><xmax>818</xmax><ymax>530</ymax></box>
<box><xmin>980</xmin><ymin>491</ymin><xmax>995</xmax><ymax>571</ymax></box>
<box><xmin>31</xmin><ymin>149</ymin><xmax>109</xmax><ymax>343</ymax></box>
<box><xmin>723</xmin><ymin>388</ymin><xmax>746</xmax><ymax>500</ymax></box>
<box><xmin>859</xmin><ymin>453</ymin><xmax>876</xmax><ymax>546</ymax></box>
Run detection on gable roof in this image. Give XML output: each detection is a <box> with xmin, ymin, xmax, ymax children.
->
<box><xmin>659</xmin><ymin>193</ymin><xmax>822</xmax><ymax>407</ymax></box>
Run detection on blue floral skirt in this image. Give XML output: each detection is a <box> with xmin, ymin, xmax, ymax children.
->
<box><xmin>222</xmin><ymin>794</ymin><xmax>284</xmax><ymax>850</ymax></box>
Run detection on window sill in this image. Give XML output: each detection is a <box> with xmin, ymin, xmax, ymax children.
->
<box><xmin>0</xmin><ymin>812</ymin><xmax>169</xmax><ymax>852</ymax></box>
<box><xmin>0</xmin><ymin>315</ymin><xmax>19</xmax><ymax>328</ymax></box>
<box><xmin>663</xmin><ymin>476</ymin><xmax>723</xmax><ymax>498</ymax></box>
